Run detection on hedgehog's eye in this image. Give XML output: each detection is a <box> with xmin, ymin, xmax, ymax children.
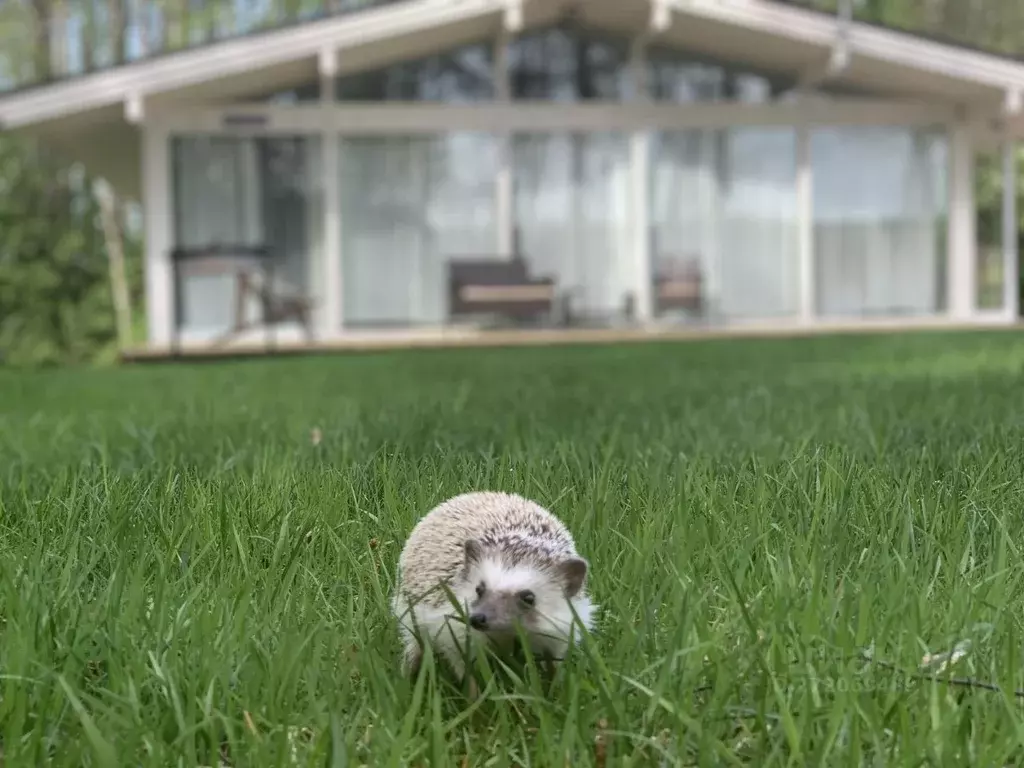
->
<box><xmin>518</xmin><ymin>590</ymin><xmax>535</xmax><ymax>607</ymax></box>
<box><xmin>475</xmin><ymin>582</ymin><xmax>486</xmax><ymax>598</ymax></box>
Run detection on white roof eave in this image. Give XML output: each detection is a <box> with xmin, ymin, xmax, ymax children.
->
<box><xmin>671</xmin><ymin>0</ymin><xmax>1024</xmax><ymax>95</ymax></box>
<box><xmin>6</xmin><ymin>0</ymin><xmax>1024</xmax><ymax>130</ymax></box>
<box><xmin>0</xmin><ymin>0</ymin><xmax>506</xmax><ymax>128</ymax></box>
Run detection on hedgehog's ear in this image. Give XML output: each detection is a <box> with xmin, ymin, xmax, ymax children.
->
<box><xmin>560</xmin><ymin>557</ymin><xmax>588</xmax><ymax>598</ymax></box>
<box><xmin>463</xmin><ymin>539</ymin><xmax>484</xmax><ymax>568</ymax></box>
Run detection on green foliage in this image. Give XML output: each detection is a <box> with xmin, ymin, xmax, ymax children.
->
<box><xmin>0</xmin><ymin>136</ymin><xmax>142</xmax><ymax>368</ymax></box>
<box><xmin>975</xmin><ymin>149</ymin><xmax>1024</xmax><ymax>247</ymax></box>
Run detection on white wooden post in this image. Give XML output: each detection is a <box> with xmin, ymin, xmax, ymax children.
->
<box><xmin>142</xmin><ymin>124</ymin><xmax>173</xmax><ymax>348</ymax></box>
<box><xmin>696</xmin><ymin>130</ymin><xmax>720</xmax><ymax>317</ymax></box>
<box><xmin>1003</xmin><ymin>137</ymin><xmax>1019</xmax><ymax>320</ymax></box>
<box><xmin>320</xmin><ymin>47</ymin><xmax>343</xmax><ymax>333</ymax></box>
<box><xmin>796</xmin><ymin>119</ymin><xmax>814</xmax><ymax>323</ymax></box>
<box><xmin>629</xmin><ymin>34</ymin><xmax>653</xmax><ymax>323</ymax></box>
<box><xmin>494</xmin><ymin>32</ymin><xmax>514</xmax><ymax>256</ymax></box>
<box><xmin>947</xmin><ymin>118</ymin><xmax>977</xmax><ymax>319</ymax></box>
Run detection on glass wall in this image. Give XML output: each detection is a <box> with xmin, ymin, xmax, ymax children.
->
<box><xmin>812</xmin><ymin>126</ymin><xmax>948</xmax><ymax>318</ymax></box>
<box><xmin>167</xmin><ymin>28</ymin><xmax>969</xmax><ymax>336</ymax></box>
<box><xmin>512</xmin><ymin>133</ymin><xmax>633</xmax><ymax>322</ymax></box>
<box><xmin>234</xmin><ymin>79</ymin><xmax>321</xmax><ymax>104</ymax></box>
<box><xmin>646</xmin><ymin>45</ymin><xmax>796</xmax><ymax>103</ymax></box>
<box><xmin>335</xmin><ymin>43</ymin><xmax>494</xmax><ymax>101</ymax></box>
<box><xmin>171</xmin><ymin>135</ymin><xmax>322</xmax><ymax>337</ymax></box>
<box><xmin>338</xmin><ymin>133</ymin><xmax>498</xmax><ymax>327</ymax></box>
<box><xmin>650</xmin><ymin>128</ymin><xmax>800</xmax><ymax>321</ymax></box>
<box><xmin>507</xmin><ymin>27</ymin><xmax>631</xmax><ymax>100</ymax></box>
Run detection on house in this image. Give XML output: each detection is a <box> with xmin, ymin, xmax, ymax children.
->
<box><xmin>0</xmin><ymin>0</ymin><xmax>1021</xmax><ymax>355</ymax></box>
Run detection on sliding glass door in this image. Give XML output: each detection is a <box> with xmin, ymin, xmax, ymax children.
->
<box><xmin>650</xmin><ymin>127</ymin><xmax>799</xmax><ymax>321</ymax></box>
<box><xmin>171</xmin><ymin>135</ymin><xmax>322</xmax><ymax>337</ymax></box>
<box><xmin>812</xmin><ymin>126</ymin><xmax>948</xmax><ymax>318</ymax></box>
<box><xmin>512</xmin><ymin>132</ymin><xmax>633</xmax><ymax>323</ymax></box>
<box><xmin>338</xmin><ymin>133</ymin><xmax>498</xmax><ymax>328</ymax></box>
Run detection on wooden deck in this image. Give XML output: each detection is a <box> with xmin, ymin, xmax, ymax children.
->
<box><xmin>119</xmin><ymin>316</ymin><xmax>1021</xmax><ymax>363</ymax></box>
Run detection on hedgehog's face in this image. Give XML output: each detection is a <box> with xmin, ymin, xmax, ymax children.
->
<box><xmin>458</xmin><ymin>539</ymin><xmax>588</xmax><ymax>642</ymax></box>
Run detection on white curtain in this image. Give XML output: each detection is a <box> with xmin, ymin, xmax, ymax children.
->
<box><xmin>512</xmin><ymin>133</ymin><xmax>632</xmax><ymax>320</ymax></box>
<box><xmin>173</xmin><ymin>136</ymin><xmax>262</xmax><ymax>334</ymax></box>
<box><xmin>812</xmin><ymin>126</ymin><xmax>946</xmax><ymax>318</ymax></box>
<box><xmin>719</xmin><ymin>128</ymin><xmax>799</xmax><ymax>319</ymax></box>
<box><xmin>649</xmin><ymin>131</ymin><xmax>717</xmax><ymax>307</ymax></box>
<box><xmin>650</xmin><ymin>128</ymin><xmax>799</xmax><ymax>320</ymax></box>
<box><xmin>172</xmin><ymin>136</ymin><xmax>321</xmax><ymax>336</ymax></box>
<box><xmin>259</xmin><ymin>137</ymin><xmax>322</xmax><ymax>303</ymax></box>
<box><xmin>338</xmin><ymin>133</ymin><xmax>498</xmax><ymax>328</ymax></box>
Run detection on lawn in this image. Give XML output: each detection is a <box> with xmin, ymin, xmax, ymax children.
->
<box><xmin>3</xmin><ymin>330</ymin><xmax>1024</xmax><ymax>766</ymax></box>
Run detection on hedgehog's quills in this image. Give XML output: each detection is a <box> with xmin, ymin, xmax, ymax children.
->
<box><xmin>391</xmin><ymin>491</ymin><xmax>597</xmax><ymax>693</ymax></box>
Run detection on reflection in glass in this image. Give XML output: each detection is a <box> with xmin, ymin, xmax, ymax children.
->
<box><xmin>171</xmin><ymin>135</ymin><xmax>322</xmax><ymax>336</ymax></box>
<box><xmin>512</xmin><ymin>133</ymin><xmax>633</xmax><ymax>321</ymax></box>
<box><xmin>646</xmin><ymin>46</ymin><xmax>793</xmax><ymax>103</ymax></box>
<box><xmin>335</xmin><ymin>43</ymin><xmax>494</xmax><ymax>101</ymax></box>
<box><xmin>812</xmin><ymin>126</ymin><xmax>948</xmax><ymax>317</ymax></box>
<box><xmin>245</xmin><ymin>80</ymin><xmax>322</xmax><ymax>104</ymax></box>
<box><xmin>338</xmin><ymin>133</ymin><xmax>498</xmax><ymax>327</ymax></box>
<box><xmin>650</xmin><ymin>128</ymin><xmax>799</xmax><ymax>320</ymax></box>
<box><xmin>507</xmin><ymin>26</ymin><xmax>630</xmax><ymax>101</ymax></box>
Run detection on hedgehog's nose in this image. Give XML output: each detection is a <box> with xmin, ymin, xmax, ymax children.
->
<box><xmin>469</xmin><ymin>612</ymin><xmax>488</xmax><ymax>630</ymax></box>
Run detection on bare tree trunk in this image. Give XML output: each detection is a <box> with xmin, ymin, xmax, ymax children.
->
<box><xmin>164</xmin><ymin>0</ymin><xmax>190</xmax><ymax>48</ymax></box>
<box><xmin>50</xmin><ymin>0</ymin><xmax>68</xmax><ymax>77</ymax></box>
<box><xmin>96</xmin><ymin>181</ymin><xmax>134</xmax><ymax>350</ymax></box>
<box><xmin>150</xmin><ymin>0</ymin><xmax>167</xmax><ymax>52</ymax></box>
<box><xmin>133</xmin><ymin>0</ymin><xmax>149</xmax><ymax>57</ymax></box>
<box><xmin>108</xmin><ymin>0</ymin><xmax>125</xmax><ymax>65</ymax></box>
<box><xmin>30</xmin><ymin>0</ymin><xmax>52</xmax><ymax>82</ymax></box>
<box><xmin>81</xmin><ymin>0</ymin><xmax>96</xmax><ymax>72</ymax></box>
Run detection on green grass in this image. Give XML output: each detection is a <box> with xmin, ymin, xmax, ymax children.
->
<box><xmin>3</xmin><ymin>329</ymin><xmax>1024</xmax><ymax>766</ymax></box>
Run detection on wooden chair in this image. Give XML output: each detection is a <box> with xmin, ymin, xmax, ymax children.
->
<box><xmin>654</xmin><ymin>258</ymin><xmax>704</xmax><ymax>317</ymax></box>
<box><xmin>171</xmin><ymin>244</ymin><xmax>315</xmax><ymax>353</ymax></box>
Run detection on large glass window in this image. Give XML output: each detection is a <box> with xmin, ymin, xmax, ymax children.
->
<box><xmin>512</xmin><ymin>133</ymin><xmax>633</xmax><ymax>322</ymax></box>
<box><xmin>171</xmin><ymin>135</ymin><xmax>323</xmax><ymax>337</ymax></box>
<box><xmin>335</xmin><ymin>43</ymin><xmax>494</xmax><ymax>101</ymax></box>
<box><xmin>646</xmin><ymin>46</ymin><xmax>795</xmax><ymax>103</ymax></box>
<box><xmin>338</xmin><ymin>133</ymin><xmax>498</xmax><ymax>327</ymax></box>
<box><xmin>507</xmin><ymin>27</ymin><xmax>631</xmax><ymax>101</ymax></box>
<box><xmin>812</xmin><ymin>126</ymin><xmax>948</xmax><ymax>318</ymax></box>
<box><xmin>650</xmin><ymin>128</ymin><xmax>800</xmax><ymax>321</ymax></box>
<box><xmin>239</xmin><ymin>80</ymin><xmax>322</xmax><ymax>104</ymax></box>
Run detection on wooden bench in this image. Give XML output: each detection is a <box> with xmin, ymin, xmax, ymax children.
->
<box><xmin>448</xmin><ymin>256</ymin><xmax>557</xmax><ymax>324</ymax></box>
<box><xmin>654</xmin><ymin>260</ymin><xmax>704</xmax><ymax>317</ymax></box>
<box><xmin>171</xmin><ymin>244</ymin><xmax>315</xmax><ymax>353</ymax></box>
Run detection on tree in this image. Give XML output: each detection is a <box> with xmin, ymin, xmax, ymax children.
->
<box><xmin>0</xmin><ymin>137</ymin><xmax>142</xmax><ymax>367</ymax></box>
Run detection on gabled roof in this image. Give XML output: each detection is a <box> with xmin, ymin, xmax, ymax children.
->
<box><xmin>0</xmin><ymin>0</ymin><xmax>510</xmax><ymax>129</ymax></box>
<box><xmin>666</xmin><ymin>0</ymin><xmax>1024</xmax><ymax>103</ymax></box>
<box><xmin>1</xmin><ymin>0</ymin><xmax>1024</xmax><ymax>133</ymax></box>
<box><xmin>4</xmin><ymin>0</ymin><xmax>1024</xmax><ymax>199</ymax></box>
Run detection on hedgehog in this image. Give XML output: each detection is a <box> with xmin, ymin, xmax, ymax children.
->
<box><xmin>391</xmin><ymin>490</ymin><xmax>596</xmax><ymax>694</ymax></box>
